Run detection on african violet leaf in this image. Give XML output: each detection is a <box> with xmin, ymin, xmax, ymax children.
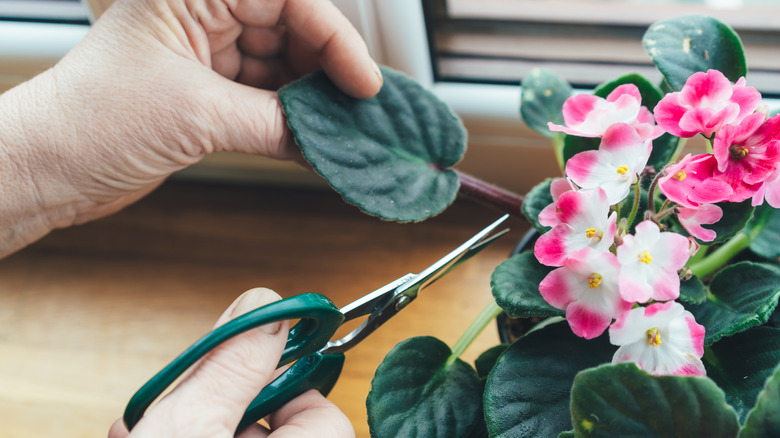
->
<box><xmin>705</xmin><ymin>326</ymin><xmax>780</xmax><ymax>424</ymax></box>
<box><xmin>561</xmin><ymin>131</ymin><xmax>600</xmax><ymax>165</ymax></box>
<box><xmin>366</xmin><ymin>336</ymin><xmax>483</xmax><ymax>438</ymax></box>
<box><xmin>685</xmin><ymin>262</ymin><xmax>780</xmax><ymax>345</ymax></box>
<box><xmin>521</xmin><ymin>178</ymin><xmax>555</xmax><ymax>233</ymax></box>
<box><xmin>739</xmin><ymin>362</ymin><xmax>780</xmax><ymax>437</ymax></box>
<box><xmin>491</xmin><ymin>251</ymin><xmax>563</xmax><ymax>319</ymax></box>
<box><xmin>520</xmin><ymin>68</ymin><xmax>572</xmax><ymax>138</ymax></box>
<box><xmin>475</xmin><ymin>344</ymin><xmax>509</xmax><ymax>379</ymax></box>
<box><xmin>749</xmin><ymin>205</ymin><xmax>780</xmax><ymax>260</ymax></box>
<box><xmin>570</xmin><ymin>363</ymin><xmax>739</xmax><ymax>437</ymax></box>
<box><xmin>643</xmin><ymin>15</ymin><xmax>747</xmax><ymax>91</ymax></box>
<box><xmin>278</xmin><ymin>66</ymin><xmax>465</xmax><ymax>222</ymax></box>
<box><xmin>484</xmin><ymin>322</ymin><xmax>614</xmax><ymax>438</ymax></box>
<box><xmin>700</xmin><ymin>200</ymin><xmax>754</xmax><ymax>245</ymax></box>
<box><xmin>678</xmin><ymin>275</ymin><xmax>707</xmax><ymax>304</ymax></box>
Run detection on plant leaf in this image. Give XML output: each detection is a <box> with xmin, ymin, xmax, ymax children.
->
<box><xmin>475</xmin><ymin>344</ymin><xmax>509</xmax><ymax>379</ymax></box>
<box><xmin>701</xmin><ymin>200</ymin><xmax>755</xmax><ymax>245</ymax></box>
<box><xmin>366</xmin><ymin>336</ymin><xmax>483</xmax><ymax>438</ymax></box>
<box><xmin>571</xmin><ymin>363</ymin><xmax>739</xmax><ymax>437</ymax></box>
<box><xmin>685</xmin><ymin>262</ymin><xmax>780</xmax><ymax>345</ymax></box>
<box><xmin>739</xmin><ymin>362</ymin><xmax>780</xmax><ymax>437</ymax></box>
<box><xmin>643</xmin><ymin>15</ymin><xmax>747</xmax><ymax>91</ymax></box>
<box><xmin>749</xmin><ymin>204</ymin><xmax>780</xmax><ymax>259</ymax></box>
<box><xmin>483</xmin><ymin>322</ymin><xmax>614</xmax><ymax>438</ymax></box>
<box><xmin>679</xmin><ymin>275</ymin><xmax>707</xmax><ymax>304</ymax></box>
<box><xmin>278</xmin><ymin>67</ymin><xmax>465</xmax><ymax>222</ymax></box>
<box><xmin>521</xmin><ymin>178</ymin><xmax>555</xmax><ymax>233</ymax></box>
<box><xmin>705</xmin><ymin>326</ymin><xmax>780</xmax><ymax>424</ymax></box>
<box><xmin>562</xmin><ymin>135</ymin><xmax>600</xmax><ymax>166</ymax></box>
<box><xmin>520</xmin><ymin>68</ymin><xmax>572</xmax><ymax>138</ymax></box>
<box><xmin>491</xmin><ymin>251</ymin><xmax>563</xmax><ymax>319</ymax></box>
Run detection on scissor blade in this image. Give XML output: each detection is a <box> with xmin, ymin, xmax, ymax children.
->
<box><xmin>397</xmin><ymin>214</ymin><xmax>510</xmax><ymax>296</ymax></box>
<box><xmin>323</xmin><ymin>215</ymin><xmax>510</xmax><ymax>355</ymax></box>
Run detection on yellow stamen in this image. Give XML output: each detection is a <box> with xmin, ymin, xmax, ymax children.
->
<box><xmin>639</xmin><ymin>251</ymin><xmax>653</xmax><ymax>264</ymax></box>
<box><xmin>616</xmin><ymin>165</ymin><xmax>629</xmax><ymax>175</ymax></box>
<box><xmin>588</xmin><ymin>273</ymin><xmax>602</xmax><ymax>289</ymax></box>
<box><xmin>647</xmin><ymin>328</ymin><xmax>662</xmax><ymax>347</ymax></box>
<box><xmin>731</xmin><ymin>145</ymin><xmax>749</xmax><ymax>159</ymax></box>
<box><xmin>672</xmin><ymin>170</ymin><xmax>687</xmax><ymax>181</ymax></box>
<box><xmin>585</xmin><ymin>228</ymin><xmax>597</xmax><ymax>238</ymax></box>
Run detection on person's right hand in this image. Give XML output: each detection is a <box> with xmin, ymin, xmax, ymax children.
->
<box><xmin>0</xmin><ymin>0</ymin><xmax>382</xmax><ymax>257</ymax></box>
<box><xmin>108</xmin><ymin>288</ymin><xmax>355</xmax><ymax>438</ymax></box>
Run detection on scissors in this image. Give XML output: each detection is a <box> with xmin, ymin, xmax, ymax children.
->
<box><xmin>123</xmin><ymin>214</ymin><xmax>509</xmax><ymax>432</ymax></box>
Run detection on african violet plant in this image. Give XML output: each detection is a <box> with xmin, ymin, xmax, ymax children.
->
<box><xmin>278</xmin><ymin>15</ymin><xmax>780</xmax><ymax>438</ymax></box>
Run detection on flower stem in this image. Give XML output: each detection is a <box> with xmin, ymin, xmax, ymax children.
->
<box><xmin>445</xmin><ymin>300</ymin><xmax>504</xmax><ymax>368</ymax></box>
<box><xmin>553</xmin><ymin>133</ymin><xmax>566</xmax><ymax>173</ymax></box>
<box><xmin>626</xmin><ymin>181</ymin><xmax>641</xmax><ymax>226</ymax></box>
<box><xmin>688</xmin><ymin>231</ymin><xmax>751</xmax><ymax>278</ymax></box>
<box><xmin>456</xmin><ymin>170</ymin><xmax>525</xmax><ymax>219</ymax></box>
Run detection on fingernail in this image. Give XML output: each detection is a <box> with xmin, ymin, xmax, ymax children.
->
<box><xmin>371</xmin><ymin>60</ymin><xmax>383</xmax><ymax>85</ymax></box>
<box><xmin>231</xmin><ymin>288</ymin><xmax>283</xmax><ymax>335</ymax></box>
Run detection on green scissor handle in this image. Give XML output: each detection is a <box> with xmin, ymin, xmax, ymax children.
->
<box><xmin>123</xmin><ymin>293</ymin><xmax>346</xmax><ymax>431</ymax></box>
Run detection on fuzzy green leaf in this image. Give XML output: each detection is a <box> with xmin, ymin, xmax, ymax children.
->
<box><xmin>484</xmin><ymin>322</ymin><xmax>614</xmax><ymax>438</ymax></box>
<box><xmin>521</xmin><ymin>178</ymin><xmax>555</xmax><ymax>233</ymax></box>
<box><xmin>705</xmin><ymin>326</ymin><xmax>780</xmax><ymax>424</ymax></box>
<box><xmin>643</xmin><ymin>15</ymin><xmax>747</xmax><ymax>91</ymax></box>
<box><xmin>571</xmin><ymin>363</ymin><xmax>739</xmax><ymax>437</ymax></box>
<box><xmin>520</xmin><ymin>68</ymin><xmax>572</xmax><ymax>138</ymax></box>
<box><xmin>366</xmin><ymin>336</ymin><xmax>484</xmax><ymax>438</ymax></box>
<box><xmin>491</xmin><ymin>251</ymin><xmax>563</xmax><ymax>319</ymax></box>
<box><xmin>278</xmin><ymin>67</ymin><xmax>465</xmax><ymax>222</ymax></box>
<box><xmin>685</xmin><ymin>262</ymin><xmax>780</xmax><ymax>345</ymax></box>
<box><xmin>678</xmin><ymin>275</ymin><xmax>707</xmax><ymax>304</ymax></box>
<box><xmin>749</xmin><ymin>205</ymin><xmax>780</xmax><ymax>260</ymax></box>
<box><xmin>739</xmin><ymin>362</ymin><xmax>780</xmax><ymax>437</ymax></box>
<box><xmin>475</xmin><ymin>344</ymin><xmax>509</xmax><ymax>379</ymax></box>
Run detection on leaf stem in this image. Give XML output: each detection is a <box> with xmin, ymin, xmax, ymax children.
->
<box><xmin>688</xmin><ymin>232</ymin><xmax>751</xmax><ymax>278</ymax></box>
<box><xmin>445</xmin><ymin>300</ymin><xmax>504</xmax><ymax>368</ymax></box>
<box><xmin>456</xmin><ymin>170</ymin><xmax>526</xmax><ymax>219</ymax></box>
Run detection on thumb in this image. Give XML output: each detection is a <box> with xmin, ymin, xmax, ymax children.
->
<box><xmin>138</xmin><ymin>288</ymin><xmax>290</xmax><ymax>435</ymax></box>
<box><xmin>201</xmin><ymin>75</ymin><xmax>302</xmax><ymax>162</ymax></box>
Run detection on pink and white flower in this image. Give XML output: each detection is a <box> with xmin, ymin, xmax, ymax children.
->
<box><xmin>654</xmin><ymin>69</ymin><xmax>762</xmax><ymax>138</ymax></box>
<box><xmin>657</xmin><ymin>153</ymin><xmax>732</xmax><ymax>208</ymax></box>
<box><xmin>677</xmin><ymin>204</ymin><xmax>723</xmax><ymax>242</ymax></box>
<box><xmin>548</xmin><ymin>84</ymin><xmax>662</xmax><ymax>140</ymax></box>
<box><xmin>616</xmin><ymin>220</ymin><xmax>690</xmax><ymax>303</ymax></box>
<box><xmin>539</xmin><ymin>247</ymin><xmax>633</xmax><ymax>339</ymax></box>
<box><xmin>712</xmin><ymin>113</ymin><xmax>780</xmax><ymax>202</ymax></box>
<box><xmin>565</xmin><ymin>123</ymin><xmax>653</xmax><ymax>204</ymax></box>
<box><xmin>609</xmin><ymin>301</ymin><xmax>706</xmax><ymax>376</ymax></box>
<box><xmin>538</xmin><ymin>178</ymin><xmax>576</xmax><ymax>228</ymax></box>
<box><xmin>752</xmin><ymin>166</ymin><xmax>780</xmax><ymax>208</ymax></box>
<box><xmin>534</xmin><ymin>188</ymin><xmax>618</xmax><ymax>266</ymax></box>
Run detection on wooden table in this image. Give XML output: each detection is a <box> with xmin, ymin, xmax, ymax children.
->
<box><xmin>0</xmin><ymin>180</ymin><xmax>527</xmax><ymax>437</ymax></box>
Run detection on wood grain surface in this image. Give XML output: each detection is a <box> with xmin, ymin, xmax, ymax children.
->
<box><xmin>0</xmin><ymin>180</ymin><xmax>528</xmax><ymax>437</ymax></box>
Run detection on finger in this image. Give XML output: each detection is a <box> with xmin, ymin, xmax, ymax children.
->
<box><xmin>140</xmin><ymin>288</ymin><xmax>290</xmax><ymax>435</ymax></box>
<box><xmin>238</xmin><ymin>26</ymin><xmax>287</xmax><ymax>58</ymax></box>
<box><xmin>107</xmin><ymin>418</ymin><xmax>130</xmax><ymax>438</ymax></box>
<box><xmin>266</xmin><ymin>390</ymin><xmax>355</xmax><ymax>438</ymax></box>
<box><xmin>236</xmin><ymin>422</ymin><xmax>272</xmax><ymax>438</ymax></box>
<box><xmin>231</xmin><ymin>0</ymin><xmax>382</xmax><ymax>98</ymax></box>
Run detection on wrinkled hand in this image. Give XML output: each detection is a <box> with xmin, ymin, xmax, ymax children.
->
<box><xmin>0</xmin><ymin>0</ymin><xmax>381</xmax><ymax>256</ymax></box>
<box><xmin>108</xmin><ymin>288</ymin><xmax>354</xmax><ymax>438</ymax></box>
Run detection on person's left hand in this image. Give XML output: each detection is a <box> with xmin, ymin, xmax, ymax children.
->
<box><xmin>107</xmin><ymin>288</ymin><xmax>355</xmax><ymax>438</ymax></box>
<box><xmin>0</xmin><ymin>0</ymin><xmax>382</xmax><ymax>257</ymax></box>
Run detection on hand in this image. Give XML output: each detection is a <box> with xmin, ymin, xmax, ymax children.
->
<box><xmin>107</xmin><ymin>288</ymin><xmax>354</xmax><ymax>438</ymax></box>
<box><xmin>0</xmin><ymin>0</ymin><xmax>382</xmax><ymax>257</ymax></box>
